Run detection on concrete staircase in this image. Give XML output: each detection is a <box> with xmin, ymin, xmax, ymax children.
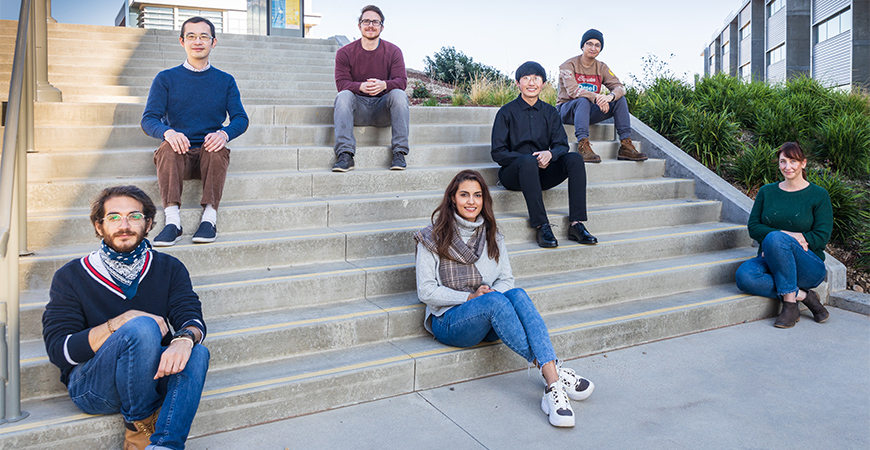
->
<box><xmin>1</xmin><ymin>21</ymin><xmax>784</xmax><ymax>448</ymax></box>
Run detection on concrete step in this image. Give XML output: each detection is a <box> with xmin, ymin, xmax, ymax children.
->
<box><xmin>33</xmin><ymin>104</ymin><xmax>504</xmax><ymax>127</ymax></box>
<box><xmin>48</xmin><ymin>37</ymin><xmax>338</xmax><ymax>54</ymax></box>
<box><xmin>43</xmin><ymin>54</ymin><xmax>336</xmax><ymax>71</ymax></box>
<box><xmin>46</xmin><ymin>61</ymin><xmax>335</xmax><ymax>78</ymax></box>
<box><xmin>20</xmin><ymin>197</ymin><xmax>726</xmax><ymax>327</ymax></box>
<box><xmin>2</xmin><ymin>283</ymin><xmax>780</xmax><ymax>449</ymax></box>
<box><xmin>50</xmin><ymin>81</ymin><xmax>337</xmax><ymax>98</ymax></box>
<box><xmin>16</xmin><ymin>246</ymin><xmax>757</xmax><ymax>402</ymax></box>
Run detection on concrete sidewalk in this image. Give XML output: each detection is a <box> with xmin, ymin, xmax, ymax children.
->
<box><xmin>189</xmin><ymin>308</ymin><xmax>870</xmax><ymax>449</ymax></box>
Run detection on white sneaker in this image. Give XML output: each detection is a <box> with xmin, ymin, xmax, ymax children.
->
<box><xmin>541</xmin><ymin>382</ymin><xmax>575</xmax><ymax>427</ymax></box>
<box><xmin>542</xmin><ymin>360</ymin><xmax>595</xmax><ymax>401</ymax></box>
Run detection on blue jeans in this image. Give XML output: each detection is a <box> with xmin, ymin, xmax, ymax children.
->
<box><xmin>735</xmin><ymin>231</ymin><xmax>827</xmax><ymax>299</ymax></box>
<box><xmin>557</xmin><ymin>96</ymin><xmax>632</xmax><ymax>141</ymax></box>
<box><xmin>67</xmin><ymin>316</ymin><xmax>210</xmax><ymax>450</ymax></box>
<box><xmin>431</xmin><ymin>288</ymin><xmax>557</xmax><ymax>366</ymax></box>
<box><xmin>333</xmin><ymin>89</ymin><xmax>410</xmax><ymax>156</ymax></box>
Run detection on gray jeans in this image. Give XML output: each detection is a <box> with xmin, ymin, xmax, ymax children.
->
<box><xmin>333</xmin><ymin>89</ymin><xmax>410</xmax><ymax>156</ymax></box>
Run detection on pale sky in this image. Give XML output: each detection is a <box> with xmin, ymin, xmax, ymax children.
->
<box><xmin>2</xmin><ymin>0</ymin><xmax>741</xmax><ymax>85</ymax></box>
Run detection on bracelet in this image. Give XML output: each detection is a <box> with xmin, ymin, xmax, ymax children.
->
<box><xmin>107</xmin><ymin>318</ymin><xmax>117</xmax><ymax>334</ymax></box>
<box><xmin>171</xmin><ymin>337</ymin><xmax>195</xmax><ymax>349</ymax></box>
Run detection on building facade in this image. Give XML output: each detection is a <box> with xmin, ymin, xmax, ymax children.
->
<box><xmin>114</xmin><ymin>0</ymin><xmax>321</xmax><ymax>37</ymax></box>
<box><xmin>703</xmin><ymin>0</ymin><xmax>869</xmax><ymax>89</ymax></box>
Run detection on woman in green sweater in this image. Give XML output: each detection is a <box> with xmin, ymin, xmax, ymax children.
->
<box><xmin>735</xmin><ymin>142</ymin><xmax>833</xmax><ymax>328</ymax></box>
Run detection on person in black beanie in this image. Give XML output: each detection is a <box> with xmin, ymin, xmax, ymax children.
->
<box><xmin>556</xmin><ymin>28</ymin><xmax>647</xmax><ymax>163</ymax></box>
<box><xmin>491</xmin><ymin>61</ymin><xmax>598</xmax><ymax>248</ymax></box>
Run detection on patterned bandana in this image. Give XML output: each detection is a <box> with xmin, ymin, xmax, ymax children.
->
<box><xmin>414</xmin><ymin>216</ymin><xmax>486</xmax><ymax>293</ymax></box>
<box><xmin>98</xmin><ymin>238</ymin><xmax>151</xmax><ymax>299</ymax></box>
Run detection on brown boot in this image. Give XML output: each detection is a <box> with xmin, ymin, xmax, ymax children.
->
<box><xmin>577</xmin><ymin>138</ymin><xmax>601</xmax><ymax>163</ymax></box>
<box><xmin>773</xmin><ymin>301</ymin><xmax>800</xmax><ymax>328</ymax></box>
<box><xmin>801</xmin><ymin>289</ymin><xmax>829</xmax><ymax>323</ymax></box>
<box><xmin>617</xmin><ymin>138</ymin><xmax>648</xmax><ymax>161</ymax></box>
<box><xmin>124</xmin><ymin>409</ymin><xmax>160</xmax><ymax>450</ymax></box>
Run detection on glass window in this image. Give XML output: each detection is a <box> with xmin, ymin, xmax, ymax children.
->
<box><xmin>767</xmin><ymin>45</ymin><xmax>785</xmax><ymax>66</ymax></box>
<box><xmin>740</xmin><ymin>24</ymin><xmax>751</xmax><ymax>40</ymax></box>
<box><xmin>768</xmin><ymin>0</ymin><xmax>785</xmax><ymax>17</ymax></box>
<box><xmin>816</xmin><ymin>8</ymin><xmax>852</xmax><ymax>44</ymax></box>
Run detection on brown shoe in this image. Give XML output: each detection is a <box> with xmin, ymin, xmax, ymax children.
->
<box><xmin>577</xmin><ymin>138</ymin><xmax>601</xmax><ymax>163</ymax></box>
<box><xmin>617</xmin><ymin>138</ymin><xmax>648</xmax><ymax>161</ymax></box>
<box><xmin>124</xmin><ymin>409</ymin><xmax>160</xmax><ymax>450</ymax></box>
<box><xmin>801</xmin><ymin>289</ymin><xmax>829</xmax><ymax>323</ymax></box>
<box><xmin>773</xmin><ymin>301</ymin><xmax>800</xmax><ymax>328</ymax></box>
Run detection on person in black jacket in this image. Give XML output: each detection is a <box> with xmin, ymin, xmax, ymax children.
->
<box><xmin>491</xmin><ymin>61</ymin><xmax>598</xmax><ymax>248</ymax></box>
<box><xmin>42</xmin><ymin>185</ymin><xmax>209</xmax><ymax>450</ymax></box>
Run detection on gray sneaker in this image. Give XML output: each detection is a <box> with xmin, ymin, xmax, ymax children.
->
<box><xmin>332</xmin><ymin>153</ymin><xmax>354</xmax><ymax>172</ymax></box>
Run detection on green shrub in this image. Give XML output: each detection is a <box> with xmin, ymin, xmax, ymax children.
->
<box><xmin>830</xmin><ymin>89</ymin><xmax>870</xmax><ymax>117</ymax></box>
<box><xmin>753</xmin><ymin>98</ymin><xmax>810</xmax><ymax>148</ymax></box>
<box><xmin>411</xmin><ymin>81</ymin><xmax>430</xmax><ymax>99</ymax></box>
<box><xmin>424</xmin><ymin>46</ymin><xmax>508</xmax><ymax>87</ymax></box>
<box><xmin>634</xmin><ymin>91</ymin><xmax>691</xmax><ymax>138</ymax></box>
<box><xmin>726</xmin><ymin>143</ymin><xmax>779</xmax><ymax>190</ymax></box>
<box><xmin>468</xmin><ymin>74</ymin><xmax>517</xmax><ymax>106</ymax></box>
<box><xmin>624</xmin><ymin>84</ymin><xmax>642</xmax><ymax>112</ymax></box>
<box><xmin>422</xmin><ymin>97</ymin><xmax>438</xmax><ymax>107</ymax></box>
<box><xmin>451</xmin><ymin>92</ymin><xmax>467</xmax><ymax>106</ymax></box>
<box><xmin>675</xmin><ymin>108</ymin><xmax>740</xmax><ymax>169</ymax></box>
<box><xmin>856</xmin><ymin>226</ymin><xmax>870</xmax><ymax>270</ymax></box>
<box><xmin>694</xmin><ymin>73</ymin><xmax>746</xmax><ymax>115</ymax></box>
<box><xmin>815</xmin><ymin>113</ymin><xmax>870</xmax><ymax>178</ymax></box>
<box><xmin>646</xmin><ymin>77</ymin><xmax>693</xmax><ymax>104</ymax></box>
<box><xmin>807</xmin><ymin>168</ymin><xmax>869</xmax><ymax>242</ymax></box>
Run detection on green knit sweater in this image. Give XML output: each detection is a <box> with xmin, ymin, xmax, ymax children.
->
<box><xmin>747</xmin><ymin>182</ymin><xmax>833</xmax><ymax>260</ymax></box>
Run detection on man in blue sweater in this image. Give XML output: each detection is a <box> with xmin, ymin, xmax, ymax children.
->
<box><xmin>142</xmin><ymin>16</ymin><xmax>248</xmax><ymax>246</ymax></box>
<box><xmin>43</xmin><ymin>186</ymin><xmax>209</xmax><ymax>450</ymax></box>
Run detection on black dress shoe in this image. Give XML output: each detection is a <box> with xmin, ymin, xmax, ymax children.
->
<box><xmin>536</xmin><ymin>223</ymin><xmax>558</xmax><ymax>248</ymax></box>
<box><xmin>567</xmin><ymin>222</ymin><xmax>598</xmax><ymax>245</ymax></box>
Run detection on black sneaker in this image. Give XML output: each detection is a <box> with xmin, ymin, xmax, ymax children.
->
<box><xmin>332</xmin><ymin>153</ymin><xmax>355</xmax><ymax>172</ymax></box>
<box><xmin>153</xmin><ymin>224</ymin><xmax>182</xmax><ymax>247</ymax></box>
<box><xmin>536</xmin><ymin>223</ymin><xmax>558</xmax><ymax>248</ymax></box>
<box><xmin>192</xmin><ymin>222</ymin><xmax>217</xmax><ymax>244</ymax></box>
<box><xmin>390</xmin><ymin>152</ymin><xmax>407</xmax><ymax>170</ymax></box>
<box><xmin>567</xmin><ymin>222</ymin><xmax>598</xmax><ymax>245</ymax></box>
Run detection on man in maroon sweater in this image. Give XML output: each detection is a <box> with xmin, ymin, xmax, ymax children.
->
<box><xmin>332</xmin><ymin>5</ymin><xmax>409</xmax><ymax>172</ymax></box>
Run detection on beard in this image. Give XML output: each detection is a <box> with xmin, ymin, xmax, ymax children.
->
<box><xmin>100</xmin><ymin>224</ymin><xmax>148</xmax><ymax>253</ymax></box>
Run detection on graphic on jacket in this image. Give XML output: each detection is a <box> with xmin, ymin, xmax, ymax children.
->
<box><xmin>575</xmin><ymin>74</ymin><xmax>602</xmax><ymax>94</ymax></box>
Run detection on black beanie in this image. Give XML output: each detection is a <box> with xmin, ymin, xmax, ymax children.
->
<box><xmin>515</xmin><ymin>61</ymin><xmax>547</xmax><ymax>83</ymax></box>
<box><xmin>581</xmin><ymin>29</ymin><xmax>604</xmax><ymax>50</ymax></box>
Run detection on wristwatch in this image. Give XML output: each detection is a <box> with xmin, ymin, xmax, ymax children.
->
<box><xmin>172</xmin><ymin>328</ymin><xmax>197</xmax><ymax>345</ymax></box>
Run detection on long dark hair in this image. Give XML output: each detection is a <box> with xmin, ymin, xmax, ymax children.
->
<box><xmin>431</xmin><ymin>170</ymin><xmax>500</xmax><ymax>262</ymax></box>
<box><xmin>776</xmin><ymin>142</ymin><xmax>807</xmax><ymax>180</ymax></box>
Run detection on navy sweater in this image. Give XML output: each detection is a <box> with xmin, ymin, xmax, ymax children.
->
<box><xmin>141</xmin><ymin>65</ymin><xmax>249</xmax><ymax>147</ymax></box>
<box><xmin>42</xmin><ymin>250</ymin><xmax>206</xmax><ymax>385</ymax></box>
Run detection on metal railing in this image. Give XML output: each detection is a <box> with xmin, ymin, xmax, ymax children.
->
<box><xmin>0</xmin><ymin>0</ymin><xmax>35</xmax><ymax>424</ymax></box>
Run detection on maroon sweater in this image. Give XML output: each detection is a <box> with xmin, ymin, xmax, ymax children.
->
<box><xmin>334</xmin><ymin>39</ymin><xmax>407</xmax><ymax>97</ymax></box>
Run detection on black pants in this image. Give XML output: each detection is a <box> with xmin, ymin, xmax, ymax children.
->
<box><xmin>498</xmin><ymin>153</ymin><xmax>588</xmax><ymax>228</ymax></box>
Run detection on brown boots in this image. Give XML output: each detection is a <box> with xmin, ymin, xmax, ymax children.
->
<box><xmin>577</xmin><ymin>137</ymin><xmax>648</xmax><ymax>163</ymax></box>
<box><xmin>617</xmin><ymin>138</ymin><xmax>648</xmax><ymax>161</ymax></box>
<box><xmin>774</xmin><ymin>290</ymin><xmax>829</xmax><ymax>328</ymax></box>
<box><xmin>577</xmin><ymin>138</ymin><xmax>600</xmax><ymax>163</ymax></box>
<box><xmin>124</xmin><ymin>409</ymin><xmax>160</xmax><ymax>450</ymax></box>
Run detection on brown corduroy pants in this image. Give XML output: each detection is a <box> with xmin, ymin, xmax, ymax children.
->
<box><xmin>153</xmin><ymin>141</ymin><xmax>230</xmax><ymax>208</ymax></box>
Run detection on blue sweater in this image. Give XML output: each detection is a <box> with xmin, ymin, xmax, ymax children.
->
<box><xmin>42</xmin><ymin>250</ymin><xmax>206</xmax><ymax>386</ymax></box>
<box><xmin>141</xmin><ymin>65</ymin><xmax>248</xmax><ymax>147</ymax></box>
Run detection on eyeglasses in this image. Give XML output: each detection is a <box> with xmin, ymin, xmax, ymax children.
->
<box><xmin>102</xmin><ymin>212</ymin><xmax>146</xmax><ymax>225</ymax></box>
<box><xmin>184</xmin><ymin>33</ymin><xmax>213</xmax><ymax>42</ymax></box>
<box><xmin>359</xmin><ymin>19</ymin><xmax>383</xmax><ymax>27</ymax></box>
<box><xmin>584</xmin><ymin>42</ymin><xmax>601</xmax><ymax>49</ymax></box>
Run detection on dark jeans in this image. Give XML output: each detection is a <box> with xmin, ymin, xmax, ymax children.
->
<box><xmin>67</xmin><ymin>316</ymin><xmax>210</xmax><ymax>450</ymax></box>
<box><xmin>557</xmin><ymin>96</ymin><xmax>632</xmax><ymax>141</ymax></box>
<box><xmin>735</xmin><ymin>231</ymin><xmax>827</xmax><ymax>299</ymax></box>
<box><xmin>498</xmin><ymin>153</ymin><xmax>588</xmax><ymax>228</ymax></box>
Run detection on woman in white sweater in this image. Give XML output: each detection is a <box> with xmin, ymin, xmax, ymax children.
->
<box><xmin>414</xmin><ymin>169</ymin><xmax>593</xmax><ymax>427</ymax></box>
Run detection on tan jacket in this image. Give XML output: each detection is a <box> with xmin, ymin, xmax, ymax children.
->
<box><xmin>556</xmin><ymin>56</ymin><xmax>626</xmax><ymax>105</ymax></box>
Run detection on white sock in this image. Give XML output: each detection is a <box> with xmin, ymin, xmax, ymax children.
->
<box><xmin>164</xmin><ymin>205</ymin><xmax>181</xmax><ymax>227</ymax></box>
<box><xmin>201</xmin><ymin>204</ymin><xmax>217</xmax><ymax>226</ymax></box>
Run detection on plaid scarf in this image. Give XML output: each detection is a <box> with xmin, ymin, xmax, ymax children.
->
<box><xmin>414</xmin><ymin>215</ymin><xmax>486</xmax><ymax>293</ymax></box>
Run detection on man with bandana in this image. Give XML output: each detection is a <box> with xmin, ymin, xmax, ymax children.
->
<box><xmin>491</xmin><ymin>61</ymin><xmax>598</xmax><ymax>249</ymax></box>
<box><xmin>556</xmin><ymin>28</ymin><xmax>647</xmax><ymax>163</ymax></box>
<box><xmin>42</xmin><ymin>186</ymin><xmax>209</xmax><ymax>450</ymax></box>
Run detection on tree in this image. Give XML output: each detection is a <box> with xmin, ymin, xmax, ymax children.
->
<box><xmin>424</xmin><ymin>46</ymin><xmax>508</xmax><ymax>86</ymax></box>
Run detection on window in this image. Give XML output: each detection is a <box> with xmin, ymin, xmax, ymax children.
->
<box><xmin>740</xmin><ymin>23</ymin><xmax>751</xmax><ymax>40</ymax></box>
<box><xmin>768</xmin><ymin>0</ymin><xmax>785</xmax><ymax>17</ymax></box>
<box><xmin>767</xmin><ymin>45</ymin><xmax>785</xmax><ymax>66</ymax></box>
<box><xmin>816</xmin><ymin>8</ymin><xmax>851</xmax><ymax>44</ymax></box>
<box><xmin>740</xmin><ymin>63</ymin><xmax>751</xmax><ymax>81</ymax></box>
